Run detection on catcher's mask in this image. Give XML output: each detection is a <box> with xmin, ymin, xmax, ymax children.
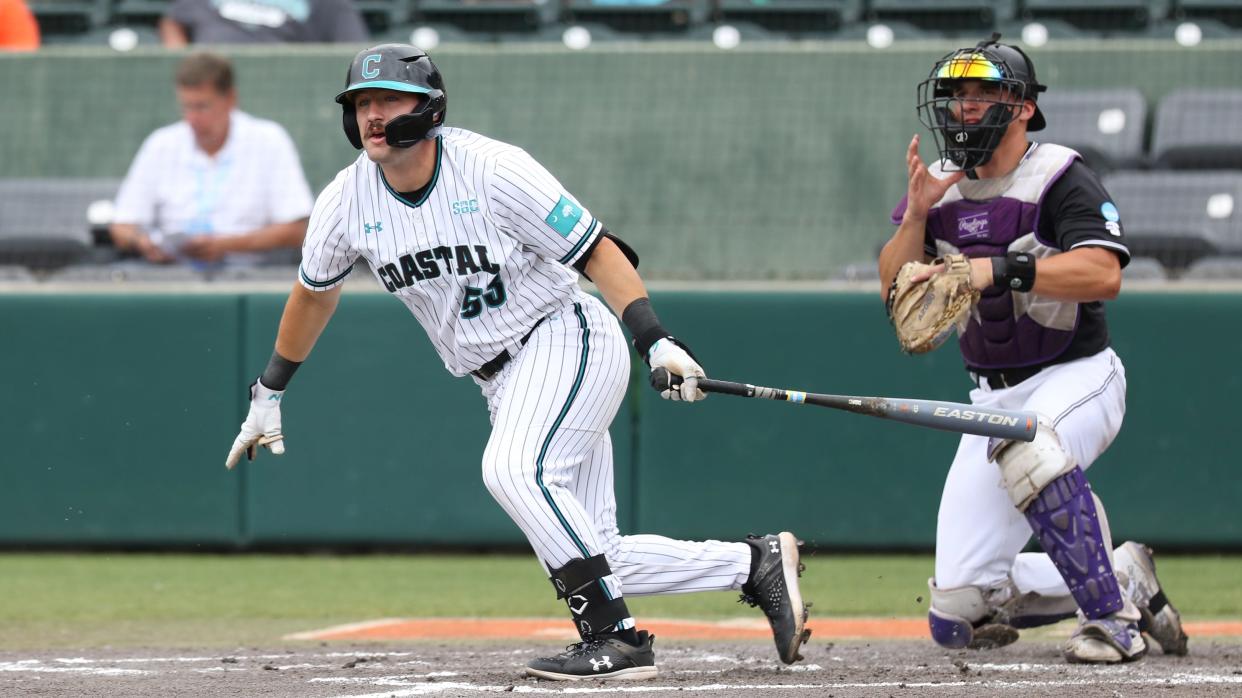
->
<box><xmin>916</xmin><ymin>34</ymin><xmax>1046</xmax><ymax>174</ymax></box>
<box><xmin>336</xmin><ymin>43</ymin><xmax>447</xmax><ymax>150</ymax></box>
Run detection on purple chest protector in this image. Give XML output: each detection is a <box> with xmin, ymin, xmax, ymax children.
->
<box><xmin>897</xmin><ymin>145</ymin><xmax>1081</xmax><ymax>370</ymax></box>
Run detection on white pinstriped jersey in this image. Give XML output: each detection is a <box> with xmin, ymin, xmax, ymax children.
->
<box><xmin>300</xmin><ymin>127</ymin><xmax>602</xmax><ymax>376</ymax></box>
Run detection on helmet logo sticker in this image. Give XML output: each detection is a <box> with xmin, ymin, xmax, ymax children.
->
<box><xmin>362</xmin><ymin>54</ymin><xmax>382</xmax><ymax>79</ymax></box>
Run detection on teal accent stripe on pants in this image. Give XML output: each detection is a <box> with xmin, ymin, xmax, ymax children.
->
<box><xmin>534</xmin><ymin>302</ymin><xmax>593</xmax><ymax>559</ymax></box>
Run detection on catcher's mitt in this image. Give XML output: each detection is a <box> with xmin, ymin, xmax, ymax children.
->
<box><xmin>886</xmin><ymin>254</ymin><xmax>979</xmax><ymax>354</ymax></box>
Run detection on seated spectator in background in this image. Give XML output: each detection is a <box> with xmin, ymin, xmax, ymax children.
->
<box><xmin>159</xmin><ymin>0</ymin><xmax>367</xmax><ymax>46</ymax></box>
<box><xmin>0</xmin><ymin>0</ymin><xmax>40</xmax><ymax>51</ymax></box>
<box><xmin>111</xmin><ymin>52</ymin><xmax>313</xmax><ymax>267</ymax></box>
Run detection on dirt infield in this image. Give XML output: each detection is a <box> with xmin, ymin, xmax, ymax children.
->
<box><xmin>4</xmin><ymin>620</ymin><xmax>1241</xmax><ymax>697</ymax></box>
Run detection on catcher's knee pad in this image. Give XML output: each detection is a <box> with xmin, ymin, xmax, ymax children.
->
<box><xmin>550</xmin><ymin>554</ymin><xmax>631</xmax><ymax>640</ymax></box>
<box><xmin>988</xmin><ymin>414</ymin><xmax>1076</xmax><ymax>511</ymax></box>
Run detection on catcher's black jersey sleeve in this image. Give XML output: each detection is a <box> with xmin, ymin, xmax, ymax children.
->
<box><xmin>1039</xmin><ymin>161</ymin><xmax>1131</xmax><ymax>267</ymax></box>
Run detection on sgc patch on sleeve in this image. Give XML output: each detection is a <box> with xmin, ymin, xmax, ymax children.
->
<box><xmin>545</xmin><ymin>196</ymin><xmax>583</xmax><ymax>237</ymax></box>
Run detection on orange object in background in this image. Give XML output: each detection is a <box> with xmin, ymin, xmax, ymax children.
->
<box><xmin>0</xmin><ymin>0</ymin><xmax>41</xmax><ymax>51</ymax></box>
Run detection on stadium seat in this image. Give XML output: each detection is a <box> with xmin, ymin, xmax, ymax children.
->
<box><xmin>0</xmin><ymin>178</ymin><xmax>119</xmax><ymax>270</ymax></box>
<box><xmin>1036</xmin><ymin>88</ymin><xmax>1147</xmax><ymax>172</ymax></box>
<box><xmin>29</xmin><ymin>0</ymin><xmax>111</xmax><ymax>35</ymax></box>
<box><xmin>561</xmin><ymin>0</ymin><xmax>710</xmax><ymax>35</ymax></box>
<box><xmin>714</xmin><ymin>0</ymin><xmax>860</xmax><ymax>36</ymax></box>
<box><xmin>111</xmin><ymin>0</ymin><xmax>170</xmax><ymax>26</ymax></box>
<box><xmin>1121</xmin><ymin>256</ymin><xmax>1169</xmax><ymax>281</ymax></box>
<box><xmin>1145</xmin><ymin>17</ymin><xmax>1240</xmax><ymax>40</ymax></box>
<box><xmin>354</xmin><ymin>0</ymin><xmax>413</xmax><ymax>33</ymax></box>
<box><xmin>1151</xmin><ymin>89</ymin><xmax>1242</xmax><ymax>170</ymax></box>
<box><xmin>1181</xmin><ymin>255</ymin><xmax>1242</xmax><ymax>280</ymax></box>
<box><xmin>1103</xmin><ymin>170</ymin><xmax>1242</xmax><ymax>269</ymax></box>
<box><xmin>1173</xmin><ymin>0</ymin><xmax>1242</xmax><ymax>28</ymax></box>
<box><xmin>0</xmin><ymin>265</ymin><xmax>38</xmax><ymax>282</ymax></box>
<box><xmin>865</xmin><ymin>0</ymin><xmax>1014</xmax><ymax>34</ymax></box>
<box><xmin>45</xmin><ymin>263</ymin><xmax>209</xmax><ymax>283</ymax></box>
<box><xmin>413</xmin><ymin>0</ymin><xmax>551</xmax><ymax>35</ymax></box>
<box><xmin>1018</xmin><ymin>0</ymin><xmax>1161</xmax><ymax>34</ymax></box>
<box><xmin>211</xmin><ymin>266</ymin><xmax>301</xmax><ymax>283</ymax></box>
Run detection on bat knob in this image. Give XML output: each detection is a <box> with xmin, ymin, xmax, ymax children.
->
<box><xmin>650</xmin><ymin>367</ymin><xmax>674</xmax><ymax>392</ymax></box>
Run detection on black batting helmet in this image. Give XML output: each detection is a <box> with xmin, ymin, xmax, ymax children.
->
<box><xmin>336</xmin><ymin>44</ymin><xmax>447</xmax><ymax>150</ymax></box>
<box><xmin>916</xmin><ymin>34</ymin><xmax>1047</xmax><ymax>173</ymax></box>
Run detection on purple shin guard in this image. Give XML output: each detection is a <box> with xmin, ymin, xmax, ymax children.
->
<box><xmin>1024</xmin><ymin>467</ymin><xmax>1124</xmax><ymax>619</ymax></box>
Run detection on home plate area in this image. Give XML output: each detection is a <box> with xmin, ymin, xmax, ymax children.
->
<box><xmin>3</xmin><ymin>618</ymin><xmax>1241</xmax><ymax>697</ymax></box>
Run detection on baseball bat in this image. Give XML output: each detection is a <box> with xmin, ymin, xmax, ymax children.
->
<box><xmin>651</xmin><ymin>368</ymin><xmax>1037</xmax><ymax>442</ymax></box>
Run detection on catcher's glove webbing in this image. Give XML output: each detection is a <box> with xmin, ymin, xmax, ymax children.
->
<box><xmin>886</xmin><ymin>254</ymin><xmax>979</xmax><ymax>354</ymax></box>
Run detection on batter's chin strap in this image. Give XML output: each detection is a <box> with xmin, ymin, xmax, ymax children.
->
<box><xmin>549</xmin><ymin>554</ymin><xmax>631</xmax><ymax>641</ymax></box>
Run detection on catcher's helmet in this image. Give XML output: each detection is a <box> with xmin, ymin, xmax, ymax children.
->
<box><xmin>916</xmin><ymin>34</ymin><xmax>1046</xmax><ymax>173</ymax></box>
<box><xmin>336</xmin><ymin>43</ymin><xmax>447</xmax><ymax>150</ymax></box>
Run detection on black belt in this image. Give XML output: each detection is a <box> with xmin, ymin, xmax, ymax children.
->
<box><xmin>471</xmin><ymin>317</ymin><xmax>545</xmax><ymax>381</ymax></box>
<box><xmin>970</xmin><ymin>364</ymin><xmax>1044</xmax><ymax>390</ymax></box>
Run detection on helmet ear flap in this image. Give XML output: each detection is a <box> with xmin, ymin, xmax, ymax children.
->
<box><xmin>341</xmin><ymin>103</ymin><xmax>363</xmax><ymax>150</ymax></box>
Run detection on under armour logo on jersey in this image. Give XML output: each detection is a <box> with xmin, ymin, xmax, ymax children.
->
<box><xmin>589</xmin><ymin>656</ymin><xmax>613</xmax><ymax>671</ymax></box>
<box><xmin>769</xmin><ymin>540</ymin><xmax>780</xmax><ymax>554</ymax></box>
<box><xmin>364</xmin><ymin>222</ymin><xmax>383</xmax><ymax>234</ymax></box>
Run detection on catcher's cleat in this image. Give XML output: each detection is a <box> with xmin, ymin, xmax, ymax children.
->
<box><xmin>1113</xmin><ymin>542</ymin><xmax>1190</xmax><ymax>656</ymax></box>
<box><xmin>967</xmin><ymin>622</ymin><xmax>1020</xmax><ymax>650</ymax></box>
<box><xmin>740</xmin><ymin>532</ymin><xmax>811</xmax><ymax>664</ymax></box>
<box><xmin>1064</xmin><ymin>610</ymin><xmax>1148</xmax><ymax>664</ymax></box>
<box><xmin>524</xmin><ymin>630</ymin><xmax>657</xmax><ymax>681</ymax></box>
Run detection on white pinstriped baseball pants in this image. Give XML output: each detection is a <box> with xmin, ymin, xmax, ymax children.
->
<box><xmin>935</xmin><ymin>348</ymin><xmax>1128</xmax><ymax>595</ymax></box>
<box><xmin>477</xmin><ymin>292</ymin><xmax>751</xmax><ymax>599</ymax></box>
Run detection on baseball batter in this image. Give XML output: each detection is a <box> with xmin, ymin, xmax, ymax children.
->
<box><xmin>224</xmin><ymin>44</ymin><xmax>810</xmax><ymax>681</ymax></box>
<box><xmin>878</xmin><ymin>35</ymin><xmax>1188</xmax><ymax>663</ymax></box>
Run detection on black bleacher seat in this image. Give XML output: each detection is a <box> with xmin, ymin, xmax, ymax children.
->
<box><xmin>29</xmin><ymin>0</ymin><xmax>112</xmax><ymax>35</ymax></box>
<box><xmin>865</xmin><ymin>0</ymin><xmax>1013</xmax><ymax>34</ymax></box>
<box><xmin>1181</xmin><ymin>255</ymin><xmax>1242</xmax><ymax>280</ymax></box>
<box><xmin>45</xmin><ymin>264</ymin><xmax>210</xmax><ymax>283</ymax></box>
<box><xmin>0</xmin><ymin>265</ymin><xmax>37</xmax><ymax>282</ymax></box>
<box><xmin>357</xmin><ymin>0</ymin><xmax>413</xmax><ymax>33</ymax></box>
<box><xmin>1037</xmin><ymin>88</ymin><xmax>1147</xmax><ymax>172</ymax></box>
<box><xmin>562</xmin><ymin>0</ymin><xmax>709</xmax><ymax>35</ymax></box>
<box><xmin>413</xmin><ymin>0</ymin><xmax>551</xmax><ymax>35</ymax></box>
<box><xmin>1174</xmin><ymin>0</ymin><xmax>1242</xmax><ymax>28</ymax></box>
<box><xmin>112</xmin><ymin>0</ymin><xmax>170</xmax><ymax>26</ymax></box>
<box><xmin>211</xmin><ymin>266</ymin><xmax>301</xmax><ymax>282</ymax></box>
<box><xmin>1151</xmin><ymin>89</ymin><xmax>1242</xmax><ymax>170</ymax></box>
<box><xmin>1019</xmin><ymin>0</ymin><xmax>1161</xmax><ymax>34</ymax></box>
<box><xmin>1122</xmin><ymin>256</ymin><xmax>1169</xmax><ymax>281</ymax></box>
<box><xmin>1103</xmin><ymin>170</ymin><xmax>1242</xmax><ymax>269</ymax></box>
<box><xmin>0</xmin><ymin>178</ymin><xmax>120</xmax><ymax>270</ymax></box>
<box><xmin>715</xmin><ymin>0</ymin><xmax>860</xmax><ymax>35</ymax></box>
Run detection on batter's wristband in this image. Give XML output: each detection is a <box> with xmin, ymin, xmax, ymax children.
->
<box><xmin>621</xmin><ymin>297</ymin><xmax>669</xmax><ymax>359</ymax></box>
<box><xmin>260</xmin><ymin>350</ymin><xmax>302</xmax><ymax>391</ymax></box>
<box><xmin>991</xmin><ymin>251</ymin><xmax>1037</xmax><ymax>293</ymax></box>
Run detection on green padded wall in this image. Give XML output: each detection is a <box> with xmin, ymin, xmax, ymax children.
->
<box><xmin>0</xmin><ymin>290</ymin><xmax>1236</xmax><ymax>549</ymax></box>
<box><xmin>0</xmin><ymin>294</ymin><xmax>243</xmax><ymax>544</ymax></box>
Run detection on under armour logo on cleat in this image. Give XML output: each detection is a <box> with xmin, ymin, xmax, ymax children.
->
<box><xmin>769</xmin><ymin>541</ymin><xmax>780</xmax><ymax>554</ymax></box>
<box><xmin>589</xmin><ymin>656</ymin><xmax>612</xmax><ymax>671</ymax></box>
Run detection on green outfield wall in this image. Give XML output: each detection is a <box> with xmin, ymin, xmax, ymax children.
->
<box><xmin>1</xmin><ymin>290</ymin><xmax>1234</xmax><ymax>549</ymax></box>
<box><xmin>2</xmin><ymin>42</ymin><xmax>1239</xmax><ymax>278</ymax></box>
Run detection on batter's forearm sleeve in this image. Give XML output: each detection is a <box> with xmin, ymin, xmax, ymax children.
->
<box><xmin>260</xmin><ymin>351</ymin><xmax>302</xmax><ymax>391</ymax></box>
<box><xmin>621</xmin><ymin>298</ymin><xmax>669</xmax><ymax>359</ymax></box>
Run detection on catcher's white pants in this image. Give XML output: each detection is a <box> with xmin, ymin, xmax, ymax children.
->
<box><xmin>477</xmin><ymin>292</ymin><xmax>751</xmax><ymax>599</ymax></box>
<box><xmin>935</xmin><ymin>348</ymin><xmax>1127</xmax><ymax>595</ymax></box>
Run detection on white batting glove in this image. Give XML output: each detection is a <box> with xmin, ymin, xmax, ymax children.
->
<box><xmin>225</xmin><ymin>380</ymin><xmax>286</xmax><ymax>470</ymax></box>
<box><xmin>647</xmin><ymin>338</ymin><xmax>707</xmax><ymax>402</ymax></box>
